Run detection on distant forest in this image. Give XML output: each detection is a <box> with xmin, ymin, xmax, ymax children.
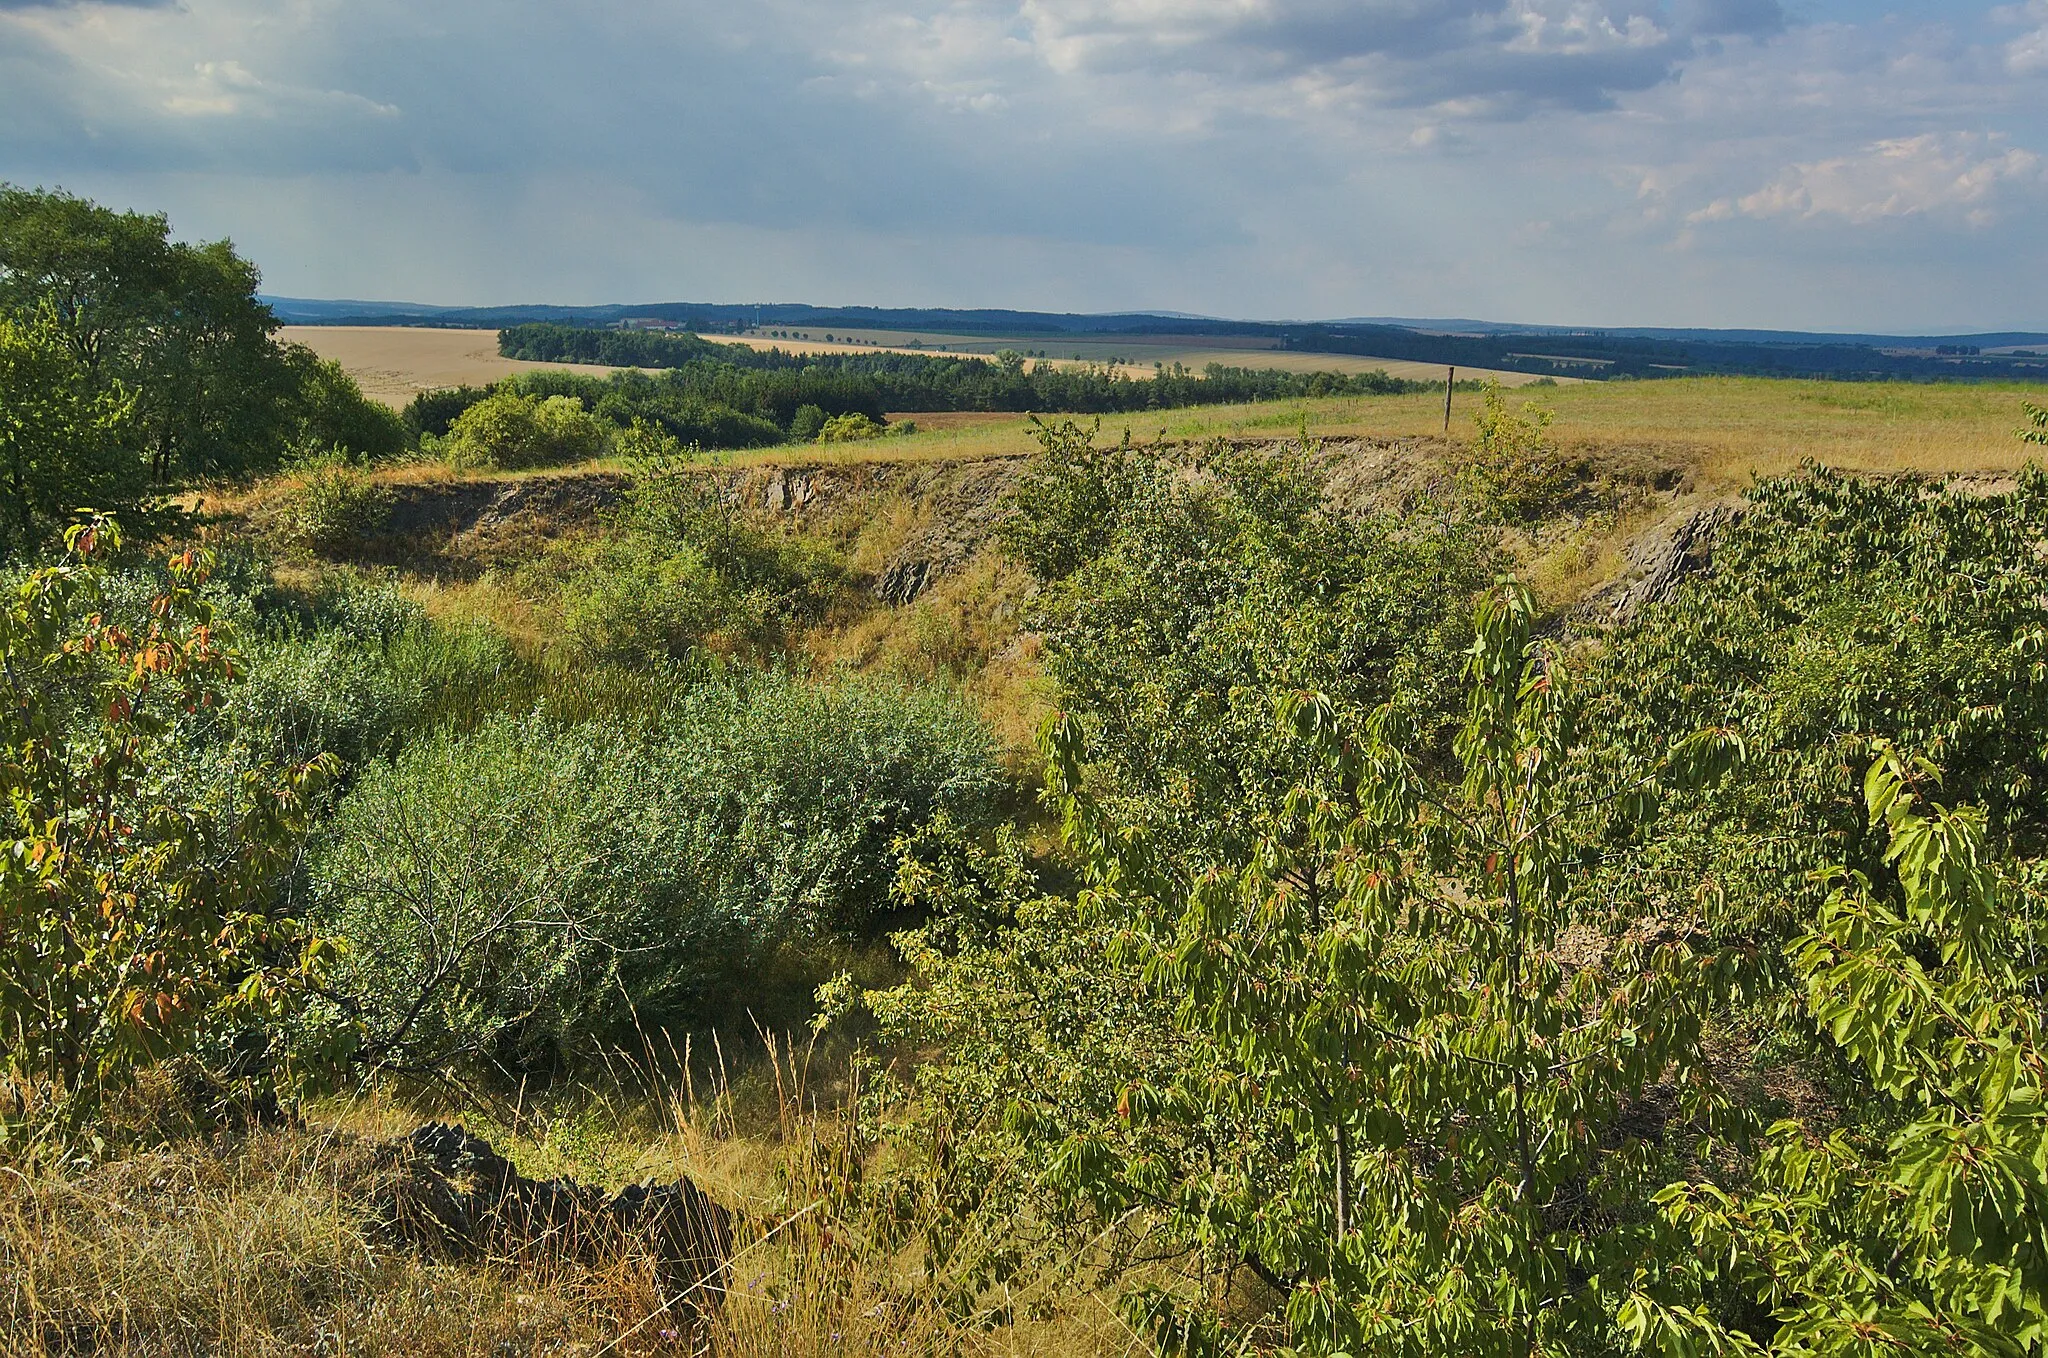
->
<box><xmin>496</xmin><ymin>322</ymin><xmax>1427</xmax><ymax>421</ymax></box>
<box><xmin>270</xmin><ymin>294</ymin><xmax>2048</xmax><ymax>385</ymax></box>
<box><xmin>1278</xmin><ymin>323</ymin><xmax>2048</xmax><ymax>382</ymax></box>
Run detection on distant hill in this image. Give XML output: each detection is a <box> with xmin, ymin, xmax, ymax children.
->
<box><xmin>260</xmin><ymin>296</ymin><xmax>2048</xmax><ymax>383</ymax></box>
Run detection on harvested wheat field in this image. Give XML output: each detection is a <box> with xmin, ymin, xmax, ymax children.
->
<box><xmin>279</xmin><ymin>326</ymin><xmax>637</xmax><ymax>406</ymax></box>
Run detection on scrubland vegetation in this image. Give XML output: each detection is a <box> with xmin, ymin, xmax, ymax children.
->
<box><xmin>8</xmin><ymin>187</ymin><xmax>2048</xmax><ymax>1357</ymax></box>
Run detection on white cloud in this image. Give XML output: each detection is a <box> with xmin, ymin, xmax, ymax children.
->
<box><xmin>160</xmin><ymin>58</ymin><xmax>399</xmax><ymax>119</ymax></box>
<box><xmin>2005</xmin><ymin>0</ymin><xmax>2048</xmax><ymax>72</ymax></box>
<box><xmin>1689</xmin><ymin>132</ymin><xmax>2046</xmax><ymax>227</ymax></box>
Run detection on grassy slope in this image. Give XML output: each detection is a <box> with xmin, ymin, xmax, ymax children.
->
<box><xmin>223</xmin><ymin>374</ymin><xmax>2047</xmax><ymax>753</ymax></box>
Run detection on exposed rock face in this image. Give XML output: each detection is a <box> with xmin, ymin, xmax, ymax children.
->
<box><xmin>377</xmin><ymin>1123</ymin><xmax>733</xmax><ymax>1309</ymax></box>
<box><xmin>720</xmin><ymin>458</ymin><xmax>1026</xmax><ymax>605</ymax></box>
<box><xmin>1585</xmin><ymin>501</ymin><xmax>1742</xmax><ymax>625</ymax></box>
<box><xmin>868</xmin><ymin>459</ymin><xmax>1025</xmax><ymax>605</ymax></box>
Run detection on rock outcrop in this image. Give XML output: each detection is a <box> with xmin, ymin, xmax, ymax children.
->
<box><xmin>1583</xmin><ymin>501</ymin><xmax>1742</xmax><ymax>625</ymax></box>
<box><xmin>376</xmin><ymin>1122</ymin><xmax>733</xmax><ymax>1309</ymax></box>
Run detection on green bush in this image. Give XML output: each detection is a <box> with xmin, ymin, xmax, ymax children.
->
<box><xmin>1</xmin><ymin>523</ymin><xmax>335</xmax><ymax>1144</ymax></box>
<box><xmin>817</xmin><ymin>412</ymin><xmax>887</xmax><ymax>444</ymax></box>
<box><xmin>281</xmin><ymin>449</ymin><xmax>393</xmax><ymax>553</ymax></box>
<box><xmin>788</xmin><ymin>403</ymin><xmax>828</xmax><ymax>442</ymax></box>
<box><xmin>441</xmin><ymin>391</ymin><xmax>610</xmax><ymax>471</ymax></box>
<box><xmin>0</xmin><ymin>305</ymin><xmax>141</xmax><ymax>557</ymax></box>
<box><xmin>235</xmin><ymin>586</ymin><xmax>525</xmax><ymax>770</ymax></box>
<box><xmin>1458</xmin><ymin>381</ymin><xmax>1577</xmax><ymax>523</ymax></box>
<box><xmin>1579</xmin><ymin>465</ymin><xmax>2048</xmax><ymax>948</ymax></box>
<box><xmin>400</xmin><ymin>384</ymin><xmax>489</xmax><ymax>442</ymax></box>
<box><xmin>546</xmin><ymin>443</ymin><xmax>848</xmax><ymax>665</ymax></box>
<box><xmin>283</xmin><ymin>350</ymin><xmax>407</xmax><ymax>462</ymax></box>
<box><xmin>313</xmin><ymin>671</ymin><xmax>1002</xmax><ymax>1071</ymax></box>
<box><xmin>1006</xmin><ymin>420</ymin><xmax>1497</xmax><ymax>868</ymax></box>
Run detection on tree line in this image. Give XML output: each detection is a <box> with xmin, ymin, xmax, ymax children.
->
<box><xmin>497</xmin><ymin>320</ymin><xmax>1428</xmax><ymax>425</ymax></box>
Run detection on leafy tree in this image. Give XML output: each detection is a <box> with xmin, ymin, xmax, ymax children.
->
<box><xmin>0</xmin><ymin>186</ymin><xmax>170</xmax><ymax>380</ymax></box>
<box><xmin>1638</xmin><ymin>751</ymin><xmax>2048</xmax><ymax>1356</ymax></box>
<box><xmin>788</xmin><ymin>403</ymin><xmax>828</xmax><ymax>442</ymax></box>
<box><xmin>0</xmin><ymin>187</ymin><xmax>295</xmax><ymax>482</ymax></box>
<box><xmin>440</xmin><ymin>390</ymin><xmax>611</xmax><ymax>470</ymax></box>
<box><xmin>3</xmin><ymin>186</ymin><xmax>393</xmax><ymax>485</ymax></box>
<box><xmin>495</xmin><ymin>321</ymin><xmax>1424</xmax><ymax>433</ymax></box>
<box><xmin>1579</xmin><ymin>467</ymin><xmax>2048</xmax><ymax>955</ymax></box>
<box><xmin>281</xmin><ymin>348</ymin><xmax>407</xmax><ymax>461</ymax></box>
<box><xmin>2024</xmin><ymin>402</ymin><xmax>2047</xmax><ymax>446</ymax></box>
<box><xmin>1007</xmin><ymin>420</ymin><xmax>1497</xmax><ymax>873</ymax></box>
<box><xmin>857</xmin><ymin>580</ymin><xmax>1743</xmax><ymax>1353</ymax></box>
<box><xmin>400</xmin><ymin>384</ymin><xmax>490</xmax><ymax>442</ymax></box>
<box><xmin>0</xmin><ymin>305</ymin><xmax>140</xmax><ymax>554</ymax></box>
<box><xmin>1026</xmin><ymin>581</ymin><xmax>1739</xmax><ymax>1354</ymax></box>
<box><xmin>0</xmin><ymin>519</ymin><xmax>335</xmax><ymax>1144</ymax></box>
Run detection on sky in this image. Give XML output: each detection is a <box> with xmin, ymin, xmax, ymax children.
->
<box><xmin>2</xmin><ymin>0</ymin><xmax>2045</xmax><ymax>332</ymax></box>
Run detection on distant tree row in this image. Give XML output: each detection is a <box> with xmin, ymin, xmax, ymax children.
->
<box><xmin>496</xmin><ymin>321</ymin><xmax>1427</xmax><ymax>430</ymax></box>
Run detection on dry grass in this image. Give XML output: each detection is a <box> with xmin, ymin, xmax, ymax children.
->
<box><xmin>813</xmin><ymin>551</ymin><xmax>1049</xmax><ymax>763</ymax></box>
<box><xmin>1125</xmin><ymin>375</ymin><xmax>2048</xmax><ymax>487</ymax></box>
<box><xmin>598</xmin><ymin>375</ymin><xmax>2038</xmax><ymax>485</ymax></box>
<box><xmin>1</xmin><ymin>1038</ymin><xmax>1143</xmax><ymax>1358</ymax></box>
<box><xmin>280</xmin><ymin>326</ymin><xmax>2043</xmax><ymax>488</ymax></box>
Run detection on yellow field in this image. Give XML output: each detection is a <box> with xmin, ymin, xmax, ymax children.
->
<box><xmin>280</xmin><ymin>326</ymin><xmax>606</xmax><ymax>406</ymax></box>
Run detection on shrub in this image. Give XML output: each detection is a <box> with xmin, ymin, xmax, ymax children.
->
<box><xmin>817</xmin><ymin>412</ymin><xmax>887</xmax><ymax>444</ymax></box>
<box><xmin>281</xmin><ymin>448</ymin><xmax>393</xmax><ymax>553</ymax></box>
<box><xmin>284</xmin><ymin>351</ymin><xmax>407</xmax><ymax>462</ymax></box>
<box><xmin>1642</xmin><ymin>751</ymin><xmax>2048</xmax><ymax>1355</ymax></box>
<box><xmin>0</xmin><ymin>521</ymin><xmax>335</xmax><ymax>1145</ymax></box>
<box><xmin>1579</xmin><ymin>466</ymin><xmax>2048</xmax><ymax>948</ymax></box>
<box><xmin>0</xmin><ymin>305</ymin><xmax>141</xmax><ymax>557</ymax></box>
<box><xmin>441</xmin><ymin>391</ymin><xmax>610</xmax><ymax>471</ymax></box>
<box><xmin>546</xmin><ymin>445</ymin><xmax>849</xmax><ymax>665</ymax></box>
<box><xmin>235</xmin><ymin>585</ymin><xmax>525</xmax><ymax>770</ymax></box>
<box><xmin>554</xmin><ymin>541</ymin><xmax>733</xmax><ymax>664</ymax></box>
<box><xmin>1006</xmin><ymin>420</ymin><xmax>1497</xmax><ymax>868</ymax></box>
<box><xmin>400</xmin><ymin>384</ymin><xmax>489</xmax><ymax>442</ymax></box>
<box><xmin>788</xmin><ymin>403</ymin><xmax>828</xmax><ymax>442</ymax></box>
<box><xmin>1458</xmin><ymin>381</ymin><xmax>1576</xmax><ymax>523</ymax></box>
<box><xmin>313</xmin><ymin>672</ymin><xmax>1002</xmax><ymax>1071</ymax></box>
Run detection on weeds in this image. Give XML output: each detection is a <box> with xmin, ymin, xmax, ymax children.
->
<box><xmin>1</xmin><ymin>1032</ymin><xmax>1124</xmax><ymax>1356</ymax></box>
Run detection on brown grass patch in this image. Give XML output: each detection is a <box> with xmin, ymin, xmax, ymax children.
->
<box><xmin>2</xmin><ymin>1036</ymin><xmax>1152</xmax><ymax>1358</ymax></box>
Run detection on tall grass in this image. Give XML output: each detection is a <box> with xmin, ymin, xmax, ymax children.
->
<box><xmin>0</xmin><ymin>1036</ymin><xmax>1129</xmax><ymax>1357</ymax></box>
